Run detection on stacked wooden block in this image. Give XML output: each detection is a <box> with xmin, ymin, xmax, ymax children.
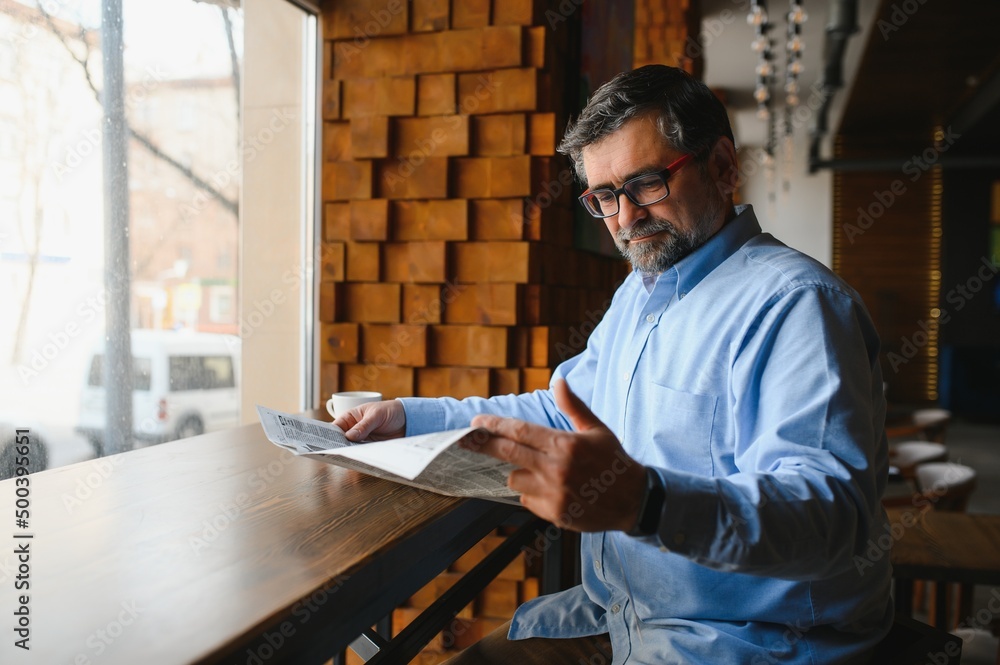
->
<box><xmin>319</xmin><ymin>0</ymin><xmax>627</xmax><ymax>403</ymax></box>
<box><xmin>379</xmin><ymin>532</ymin><xmax>540</xmax><ymax>664</ymax></box>
<box><xmin>340</xmin><ymin>529</ymin><xmax>540</xmax><ymax>665</ymax></box>
<box><xmin>633</xmin><ymin>0</ymin><xmax>703</xmax><ymax>77</ymax></box>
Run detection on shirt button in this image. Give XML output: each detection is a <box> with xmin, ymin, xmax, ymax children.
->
<box><xmin>611</xmin><ymin>603</ymin><xmax>621</xmax><ymax>614</ymax></box>
<box><xmin>594</xmin><ymin>559</ymin><xmax>600</xmax><ymax>570</ymax></box>
<box><xmin>679</xmin><ymin>291</ymin><xmax>687</xmax><ymax>300</ymax></box>
<box><xmin>622</xmin><ymin>371</ymin><xmax>629</xmax><ymax>382</ymax></box>
<box><xmin>645</xmin><ymin>314</ymin><xmax>655</xmax><ymax>323</ymax></box>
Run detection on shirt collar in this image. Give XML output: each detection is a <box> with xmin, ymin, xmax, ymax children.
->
<box><xmin>638</xmin><ymin>204</ymin><xmax>761</xmax><ymax>295</ymax></box>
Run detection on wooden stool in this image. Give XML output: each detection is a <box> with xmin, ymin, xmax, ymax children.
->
<box><xmin>915</xmin><ymin>463</ymin><xmax>977</xmax><ymax>512</ymax></box>
<box><xmin>912</xmin><ymin>463</ymin><xmax>978</xmax><ymax>630</ymax></box>
<box><xmin>889</xmin><ymin>441</ymin><xmax>947</xmax><ymax>480</ymax></box>
<box><xmin>911</xmin><ymin>408</ymin><xmax>952</xmax><ymax>443</ymax></box>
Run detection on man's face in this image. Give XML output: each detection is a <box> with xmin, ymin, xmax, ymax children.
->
<box><xmin>580</xmin><ymin>114</ymin><xmax>730</xmax><ymax>275</ymax></box>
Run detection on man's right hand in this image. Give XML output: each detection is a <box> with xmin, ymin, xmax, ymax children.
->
<box><xmin>333</xmin><ymin>399</ymin><xmax>406</xmax><ymax>441</ymax></box>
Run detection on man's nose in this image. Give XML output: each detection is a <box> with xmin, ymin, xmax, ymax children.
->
<box><xmin>616</xmin><ymin>194</ymin><xmax>647</xmax><ymax>230</ymax></box>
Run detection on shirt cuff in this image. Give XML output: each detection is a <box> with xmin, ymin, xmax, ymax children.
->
<box><xmin>397</xmin><ymin>397</ymin><xmax>448</xmax><ymax>436</ymax></box>
<box><xmin>652</xmin><ymin>466</ymin><xmax>718</xmax><ymax>554</ymax></box>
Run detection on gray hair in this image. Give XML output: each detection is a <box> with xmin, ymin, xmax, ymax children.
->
<box><xmin>558</xmin><ymin>65</ymin><xmax>735</xmax><ymax>183</ymax></box>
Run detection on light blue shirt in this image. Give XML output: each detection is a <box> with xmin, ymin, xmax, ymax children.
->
<box><xmin>400</xmin><ymin>205</ymin><xmax>893</xmax><ymax>664</ymax></box>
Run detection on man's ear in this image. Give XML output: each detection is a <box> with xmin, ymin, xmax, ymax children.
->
<box><xmin>708</xmin><ymin>136</ymin><xmax>739</xmax><ymax>199</ymax></box>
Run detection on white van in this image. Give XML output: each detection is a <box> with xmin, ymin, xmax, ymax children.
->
<box><xmin>77</xmin><ymin>330</ymin><xmax>241</xmax><ymax>455</ymax></box>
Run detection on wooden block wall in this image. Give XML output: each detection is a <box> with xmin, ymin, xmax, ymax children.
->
<box><xmin>319</xmin><ymin>0</ymin><xmax>628</xmax><ymax>404</ymax></box>
<box><xmin>633</xmin><ymin>0</ymin><xmax>703</xmax><ymax>77</ymax></box>
<box><xmin>321</xmin><ymin>2</ymin><xmax>631</xmax><ymax>661</ymax></box>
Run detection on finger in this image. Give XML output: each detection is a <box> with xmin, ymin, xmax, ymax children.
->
<box><xmin>344</xmin><ymin>425</ymin><xmax>366</xmax><ymax>441</ymax></box>
<box><xmin>507</xmin><ymin>467</ymin><xmax>545</xmax><ymax>495</ymax></box>
<box><xmin>332</xmin><ymin>410</ymin><xmax>360</xmax><ymax>432</ymax></box>
<box><xmin>463</xmin><ymin>433</ymin><xmax>547</xmax><ymax>471</ymax></box>
<box><xmin>517</xmin><ymin>493</ymin><xmax>568</xmax><ymax>529</ymax></box>
<box><xmin>344</xmin><ymin>409</ymin><xmax>379</xmax><ymax>440</ymax></box>
<box><xmin>553</xmin><ymin>379</ymin><xmax>605</xmax><ymax>433</ymax></box>
<box><xmin>470</xmin><ymin>414</ymin><xmax>556</xmax><ymax>454</ymax></box>
<box><xmin>508</xmin><ymin>470</ymin><xmax>579</xmax><ymax>529</ymax></box>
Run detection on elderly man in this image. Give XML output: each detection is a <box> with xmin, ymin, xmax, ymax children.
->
<box><xmin>335</xmin><ymin>65</ymin><xmax>892</xmax><ymax>664</ymax></box>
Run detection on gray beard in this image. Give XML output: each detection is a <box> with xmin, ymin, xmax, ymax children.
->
<box><xmin>615</xmin><ymin>192</ymin><xmax>725</xmax><ymax>274</ymax></box>
<box><xmin>614</xmin><ymin>217</ymin><xmax>705</xmax><ymax>274</ymax></box>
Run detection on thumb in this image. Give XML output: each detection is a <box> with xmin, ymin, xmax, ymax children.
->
<box><xmin>344</xmin><ymin>409</ymin><xmax>377</xmax><ymax>441</ymax></box>
<box><xmin>553</xmin><ymin>379</ymin><xmax>605</xmax><ymax>433</ymax></box>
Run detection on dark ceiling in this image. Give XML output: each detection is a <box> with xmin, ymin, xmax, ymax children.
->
<box><xmin>838</xmin><ymin>0</ymin><xmax>1000</xmax><ymax>151</ymax></box>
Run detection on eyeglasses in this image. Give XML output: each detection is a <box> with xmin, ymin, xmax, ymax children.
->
<box><xmin>577</xmin><ymin>152</ymin><xmax>696</xmax><ymax>219</ymax></box>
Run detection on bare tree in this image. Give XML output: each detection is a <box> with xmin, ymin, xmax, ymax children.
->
<box><xmin>36</xmin><ymin>3</ymin><xmax>238</xmax><ymax>216</ymax></box>
<box><xmin>221</xmin><ymin>5</ymin><xmax>241</xmax><ymax>123</ymax></box>
<box><xmin>9</xmin><ymin>129</ymin><xmax>47</xmax><ymax>365</ymax></box>
<box><xmin>8</xmin><ymin>21</ymin><xmax>63</xmax><ymax>365</ymax></box>
<box><xmin>9</xmin><ymin>0</ymin><xmax>241</xmax><ymax>360</ymax></box>
<box><xmin>15</xmin><ymin>1</ymin><xmax>243</xmax><ymax>452</ymax></box>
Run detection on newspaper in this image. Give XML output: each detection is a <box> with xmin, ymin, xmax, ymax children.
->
<box><xmin>256</xmin><ymin>406</ymin><xmax>520</xmax><ymax>504</ymax></box>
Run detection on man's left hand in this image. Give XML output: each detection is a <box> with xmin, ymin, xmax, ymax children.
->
<box><xmin>466</xmin><ymin>379</ymin><xmax>648</xmax><ymax>533</ymax></box>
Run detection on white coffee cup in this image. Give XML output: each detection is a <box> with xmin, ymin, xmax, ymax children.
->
<box><xmin>326</xmin><ymin>391</ymin><xmax>382</xmax><ymax>419</ymax></box>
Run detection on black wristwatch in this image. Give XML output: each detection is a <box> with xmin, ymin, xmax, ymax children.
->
<box><xmin>627</xmin><ymin>466</ymin><xmax>665</xmax><ymax>537</ymax></box>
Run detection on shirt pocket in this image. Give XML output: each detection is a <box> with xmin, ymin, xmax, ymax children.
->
<box><xmin>631</xmin><ymin>382</ymin><xmax>718</xmax><ymax>477</ymax></box>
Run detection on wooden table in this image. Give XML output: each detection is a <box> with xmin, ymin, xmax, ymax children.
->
<box><xmin>885</xmin><ymin>421</ymin><xmax>930</xmax><ymax>440</ymax></box>
<box><xmin>881</xmin><ymin>475</ymin><xmax>919</xmax><ymax>507</ymax></box>
<box><xmin>888</xmin><ymin>508</ymin><xmax>1000</xmax><ymax>625</ymax></box>
<box><xmin>883</xmin><ymin>408</ymin><xmax>949</xmax><ymax>441</ymax></box>
<box><xmin>0</xmin><ymin>418</ymin><xmax>525</xmax><ymax>664</ymax></box>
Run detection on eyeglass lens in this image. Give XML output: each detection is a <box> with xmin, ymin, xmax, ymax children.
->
<box><xmin>582</xmin><ymin>173</ymin><xmax>670</xmax><ymax>217</ymax></box>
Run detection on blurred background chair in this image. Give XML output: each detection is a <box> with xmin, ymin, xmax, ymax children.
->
<box><xmin>889</xmin><ymin>441</ymin><xmax>948</xmax><ymax>480</ymax></box>
<box><xmin>915</xmin><ymin>462</ymin><xmax>977</xmax><ymax>512</ymax></box>
<box><xmin>911</xmin><ymin>462</ymin><xmax>978</xmax><ymax>629</ymax></box>
<box><xmin>911</xmin><ymin>408</ymin><xmax>953</xmax><ymax>444</ymax></box>
<box><xmin>885</xmin><ymin>408</ymin><xmax>953</xmax><ymax>445</ymax></box>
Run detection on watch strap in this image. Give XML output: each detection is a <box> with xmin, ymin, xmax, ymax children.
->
<box><xmin>627</xmin><ymin>466</ymin><xmax>665</xmax><ymax>537</ymax></box>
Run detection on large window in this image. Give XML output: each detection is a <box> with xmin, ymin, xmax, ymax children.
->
<box><xmin>0</xmin><ymin>0</ymin><xmax>247</xmax><ymax>477</ymax></box>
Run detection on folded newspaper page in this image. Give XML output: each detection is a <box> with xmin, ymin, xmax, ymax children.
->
<box><xmin>256</xmin><ymin>406</ymin><xmax>520</xmax><ymax>504</ymax></box>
